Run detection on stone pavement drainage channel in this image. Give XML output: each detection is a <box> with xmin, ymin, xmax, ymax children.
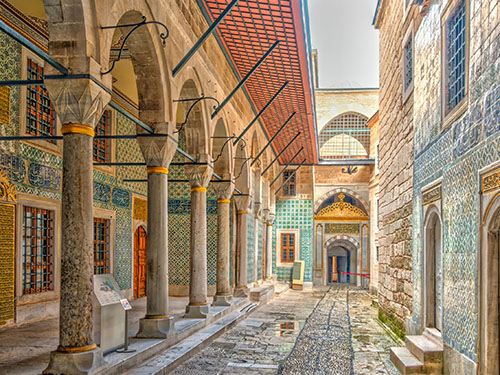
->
<box><xmin>278</xmin><ymin>286</ymin><xmax>354</xmax><ymax>375</ymax></box>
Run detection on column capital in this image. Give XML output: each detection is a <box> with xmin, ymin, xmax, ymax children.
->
<box><xmin>186</xmin><ymin>156</ymin><xmax>213</xmax><ymax>188</ymax></box>
<box><xmin>137</xmin><ymin>123</ymin><xmax>178</xmax><ymax>168</ymax></box>
<box><xmin>234</xmin><ymin>194</ymin><xmax>252</xmax><ymax>212</ymax></box>
<box><xmin>44</xmin><ymin>77</ymin><xmax>111</xmax><ymax>128</ymax></box>
<box><xmin>213</xmin><ymin>181</ymin><xmax>234</xmax><ymax>201</ymax></box>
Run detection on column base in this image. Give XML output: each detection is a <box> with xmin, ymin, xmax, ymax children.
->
<box><xmin>43</xmin><ymin>347</ymin><xmax>104</xmax><ymax>375</ymax></box>
<box><xmin>136</xmin><ymin>316</ymin><xmax>176</xmax><ymax>339</ymax></box>
<box><xmin>184</xmin><ymin>303</ymin><xmax>209</xmax><ymax>319</ymax></box>
<box><xmin>264</xmin><ymin>277</ymin><xmax>274</xmax><ymax>284</ymax></box>
<box><xmin>233</xmin><ymin>287</ymin><xmax>249</xmax><ymax>298</ymax></box>
<box><xmin>212</xmin><ymin>294</ymin><xmax>233</xmax><ymax>306</ymax></box>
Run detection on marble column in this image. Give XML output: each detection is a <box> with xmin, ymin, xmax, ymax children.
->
<box><xmin>234</xmin><ymin>195</ymin><xmax>252</xmax><ymax>297</ymax></box>
<box><xmin>185</xmin><ymin>164</ymin><xmax>213</xmax><ymax>318</ymax></box>
<box><xmin>253</xmin><ymin>207</ymin><xmax>261</xmax><ymax>284</ymax></box>
<box><xmin>43</xmin><ymin>79</ymin><xmax>110</xmax><ymax>374</ymax></box>
<box><xmin>265</xmin><ymin>214</ymin><xmax>275</xmax><ymax>281</ymax></box>
<box><xmin>212</xmin><ymin>182</ymin><xmax>234</xmax><ymax>306</ymax></box>
<box><xmin>136</xmin><ymin>125</ymin><xmax>177</xmax><ymax>338</ymax></box>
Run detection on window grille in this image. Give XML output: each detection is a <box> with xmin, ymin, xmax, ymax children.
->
<box><xmin>94</xmin><ymin>218</ymin><xmax>110</xmax><ymax>275</ymax></box>
<box><xmin>22</xmin><ymin>206</ymin><xmax>54</xmax><ymax>294</ymax></box>
<box><xmin>283</xmin><ymin>170</ymin><xmax>296</xmax><ymax>196</ymax></box>
<box><xmin>281</xmin><ymin>233</ymin><xmax>295</xmax><ymax>263</ymax></box>
<box><xmin>445</xmin><ymin>0</ymin><xmax>466</xmax><ymax>114</ymax></box>
<box><xmin>26</xmin><ymin>59</ymin><xmax>55</xmax><ymax>141</ymax></box>
<box><xmin>93</xmin><ymin>110</ymin><xmax>111</xmax><ymax>163</ymax></box>
<box><xmin>403</xmin><ymin>36</ymin><xmax>413</xmax><ymax>92</ymax></box>
<box><xmin>318</xmin><ymin>113</ymin><xmax>369</xmax><ymax>160</ymax></box>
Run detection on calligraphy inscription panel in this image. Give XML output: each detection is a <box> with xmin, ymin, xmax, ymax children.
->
<box><xmin>0</xmin><ymin>203</ymin><xmax>15</xmax><ymax>325</ymax></box>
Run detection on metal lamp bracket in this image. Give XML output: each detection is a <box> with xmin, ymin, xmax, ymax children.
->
<box><xmin>101</xmin><ymin>16</ymin><xmax>169</xmax><ymax>75</ymax></box>
<box><xmin>173</xmin><ymin>94</ymin><xmax>220</xmax><ymax>133</ymax></box>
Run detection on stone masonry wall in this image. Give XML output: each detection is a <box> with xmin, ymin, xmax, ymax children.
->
<box><xmin>376</xmin><ymin>0</ymin><xmax>418</xmax><ymax>329</ymax></box>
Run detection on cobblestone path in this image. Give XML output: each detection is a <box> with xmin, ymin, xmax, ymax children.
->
<box><xmin>169</xmin><ymin>286</ymin><xmax>400</xmax><ymax>375</ymax></box>
<box><xmin>280</xmin><ymin>286</ymin><xmax>399</xmax><ymax>375</ymax></box>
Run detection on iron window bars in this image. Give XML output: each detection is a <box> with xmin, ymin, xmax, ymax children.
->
<box><xmin>26</xmin><ymin>59</ymin><xmax>56</xmax><ymax>142</ymax></box>
<box><xmin>22</xmin><ymin>206</ymin><xmax>54</xmax><ymax>294</ymax></box>
<box><xmin>94</xmin><ymin>218</ymin><xmax>110</xmax><ymax>275</ymax></box>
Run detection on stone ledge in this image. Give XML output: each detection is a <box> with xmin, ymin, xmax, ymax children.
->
<box><xmin>249</xmin><ymin>284</ymin><xmax>275</xmax><ymax>304</ymax></box>
<box><xmin>97</xmin><ymin>298</ymin><xmax>250</xmax><ymax>375</ymax></box>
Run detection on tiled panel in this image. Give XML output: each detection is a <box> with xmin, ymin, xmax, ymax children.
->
<box><xmin>412</xmin><ymin>0</ymin><xmax>500</xmax><ymax>360</ymax></box>
<box><xmin>273</xmin><ymin>199</ymin><xmax>313</xmax><ymax>282</ymax></box>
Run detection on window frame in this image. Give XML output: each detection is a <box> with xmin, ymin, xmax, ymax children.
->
<box><xmin>93</xmin><ymin>208</ymin><xmax>115</xmax><ymax>275</ymax></box>
<box><xmin>402</xmin><ymin>24</ymin><xmax>414</xmax><ymax>103</ymax></box>
<box><xmin>93</xmin><ymin>108</ymin><xmax>116</xmax><ymax>176</ymax></box>
<box><xmin>20</xmin><ymin>50</ymin><xmax>61</xmax><ymax>155</ymax></box>
<box><xmin>282</xmin><ymin>169</ymin><xmax>297</xmax><ymax>197</ymax></box>
<box><xmin>15</xmin><ymin>194</ymin><xmax>60</xmax><ymax>304</ymax></box>
<box><xmin>275</xmin><ymin>228</ymin><xmax>300</xmax><ymax>268</ymax></box>
<box><xmin>280</xmin><ymin>233</ymin><xmax>296</xmax><ymax>263</ymax></box>
<box><xmin>441</xmin><ymin>0</ymin><xmax>469</xmax><ymax>130</ymax></box>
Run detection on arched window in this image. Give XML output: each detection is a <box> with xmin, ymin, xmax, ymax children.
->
<box><xmin>319</xmin><ymin>112</ymin><xmax>370</xmax><ymax>159</ymax></box>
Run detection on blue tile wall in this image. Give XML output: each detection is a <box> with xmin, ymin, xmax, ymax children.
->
<box><xmin>273</xmin><ymin>199</ymin><xmax>313</xmax><ymax>282</ymax></box>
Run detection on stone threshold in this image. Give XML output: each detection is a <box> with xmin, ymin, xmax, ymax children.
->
<box><xmin>97</xmin><ymin>297</ymin><xmax>253</xmax><ymax>375</ymax></box>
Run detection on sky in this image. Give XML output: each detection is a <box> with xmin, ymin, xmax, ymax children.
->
<box><xmin>308</xmin><ymin>0</ymin><xmax>380</xmax><ymax>89</ymax></box>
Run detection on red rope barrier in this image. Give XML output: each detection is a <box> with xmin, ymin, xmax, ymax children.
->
<box><xmin>340</xmin><ymin>272</ymin><xmax>370</xmax><ymax>279</ymax></box>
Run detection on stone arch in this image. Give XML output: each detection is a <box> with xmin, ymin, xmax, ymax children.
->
<box><xmin>324</xmin><ymin>237</ymin><xmax>358</xmax><ymax>284</ymax></box>
<box><xmin>479</xmin><ymin>192</ymin><xmax>500</xmax><ymax>375</ymax></box>
<box><xmin>234</xmin><ymin>140</ymin><xmax>250</xmax><ymax>195</ymax></box>
<box><xmin>176</xmin><ymin>77</ymin><xmax>210</xmax><ymax>158</ymax></box>
<box><xmin>211</xmin><ymin>118</ymin><xmax>233</xmax><ymax>178</ymax></box>
<box><xmin>319</xmin><ymin>111</ymin><xmax>370</xmax><ymax>159</ymax></box>
<box><xmin>315</xmin><ymin>188</ymin><xmax>368</xmax><ymax>214</ymax></box>
<box><xmin>325</xmin><ymin>235</ymin><xmax>360</xmax><ymax>249</ymax></box>
<box><xmin>423</xmin><ymin>205</ymin><xmax>443</xmax><ymax>332</ymax></box>
<box><xmin>43</xmin><ymin>0</ymin><xmax>100</xmax><ymax>73</ymax></box>
<box><xmin>100</xmin><ymin>8</ymin><xmax>171</xmax><ymax>125</ymax></box>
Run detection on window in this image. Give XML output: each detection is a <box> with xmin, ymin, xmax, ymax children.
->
<box><xmin>319</xmin><ymin>112</ymin><xmax>369</xmax><ymax>160</ymax></box>
<box><xmin>443</xmin><ymin>0</ymin><xmax>467</xmax><ymax>119</ymax></box>
<box><xmin>26</xmin><ymin>59</ymin><xmax>55</xmax><ymax>140</ymax></box>
<box><xmin>403</xmin><ymin>30</ymin><xmax>414</xmax><ymax>99</ymax></box>
<box><xmin>281</xmin><ymin>233</ymin><xmax>295</xmax><ymax>263</ymax></box>
<box><xmin>93</xmin><ymin>110</ymin><xmax>111</xmax><ymax>163</ymax></box>
<box><xmin>22</xmin><ymin>206</ymin><xmax>54</xmax><ymax>294</ymax></box>
<box><xmin>94</xmin><ymin>218</ymin><xmax>110</xmax><ymax>274</ymax></box>
<box><xmin>283</xmin><ymin>170</ymin><xmax>296</xmax><ymax>196</ymax></box>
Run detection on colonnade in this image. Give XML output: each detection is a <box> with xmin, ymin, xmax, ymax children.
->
<box><xmin>42</xmin><ymin>78</ymin><xmax>276</xmax><ymax>374</ymax></box>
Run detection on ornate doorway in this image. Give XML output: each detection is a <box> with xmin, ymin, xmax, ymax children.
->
<box><xmin>133</xmin><ymin>226</ymin><xmax>147</xmax><ymax>298</ymax></box>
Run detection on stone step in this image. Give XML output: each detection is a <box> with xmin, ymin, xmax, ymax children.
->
<box><xmin>390</xmin><ymin>347</ymin><xmax>424</xmax><ymax>375</ymax></box>
<box><xmin>405</xmin><ymin>335</ymin><xmax>443</xmax><ymax>364</ymax></box>
<box><xmin>423</xmin><ymin>327</ymin><xmax>443</xmax><ymax>346</ymax></box>
<box><xmin>124</xmin><ymin>303</ymin><xmax>258</xmax><ymax>375</ymax></box>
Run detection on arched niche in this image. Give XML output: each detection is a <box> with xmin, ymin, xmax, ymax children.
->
<box><xmin>212</xmin><ymin>118</ymin><xmax>233</xmax><ymax>178</ymax></box>
<box><xmin>423</xmin><ymin>206</ymin><xmax>443</xmax><ymax>332</ymax></box>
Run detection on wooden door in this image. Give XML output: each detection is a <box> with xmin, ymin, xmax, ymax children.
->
<box><xmin>134</xmin><ymin>226</ymin><xmax>147</xmax><ymax>298</ymax></box>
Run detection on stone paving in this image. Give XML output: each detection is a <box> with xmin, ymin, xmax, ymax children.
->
<box><xmin>167</xmin><ymin>285</ymin><xmax>400</xmax><ymax>375</ymax></box>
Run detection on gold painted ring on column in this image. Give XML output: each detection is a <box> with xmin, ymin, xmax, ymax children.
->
<box><xmin>145</xmin><ymin>314</ymin><xmax>170</xmax><ymax>319</ymax></box>
<box><xmin>267</xmin><ymin>223</ymin><xmax>273</xmax><ymax>226</ymax></box>
<box><xmin>216</xmin><ymin>293</ymin><xmax>232</xmax><ymax>296</ymax></box>
<box><xmin>237</xmin><ymin>210</ymin><xmax>248</xmax><ymax>215</ymax></box>
<box><xmin>147</xmin><ymin>166</ymin><xmax>168</xmax><ymax>175</ymax></box>
<box><xmin>189</xmin><ymin>302</ymin><xmax>208</xmax><ymax>306</ymax></box>
<box><xmin>217</xmin><ymin>199</ymin><xmax>231</xmax><ymax>204</ymax></box>
<box><xmin>191</xmin><ymin>187</ymin><xmax>207</xmax><ymax>192</ymax></box>
<box><xmin>234</xmin><ymin>286</ymin><xmax>247</xmax><ymax>290</ymax></box>
<box><xmin>61</xmin><ymin>124</ymin><xmax>95</xmax><ymax>137</ymax></box>
<box><xmin>56</xmin><ymin>343</ymin><xmax>97</xmax><ymax>353</ymax></box>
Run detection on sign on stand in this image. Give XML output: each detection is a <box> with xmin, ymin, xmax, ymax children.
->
<box><xmin>93</xmin><ymin>274</ymin><xmax>127</xmax><ymax>354</ymax></box>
